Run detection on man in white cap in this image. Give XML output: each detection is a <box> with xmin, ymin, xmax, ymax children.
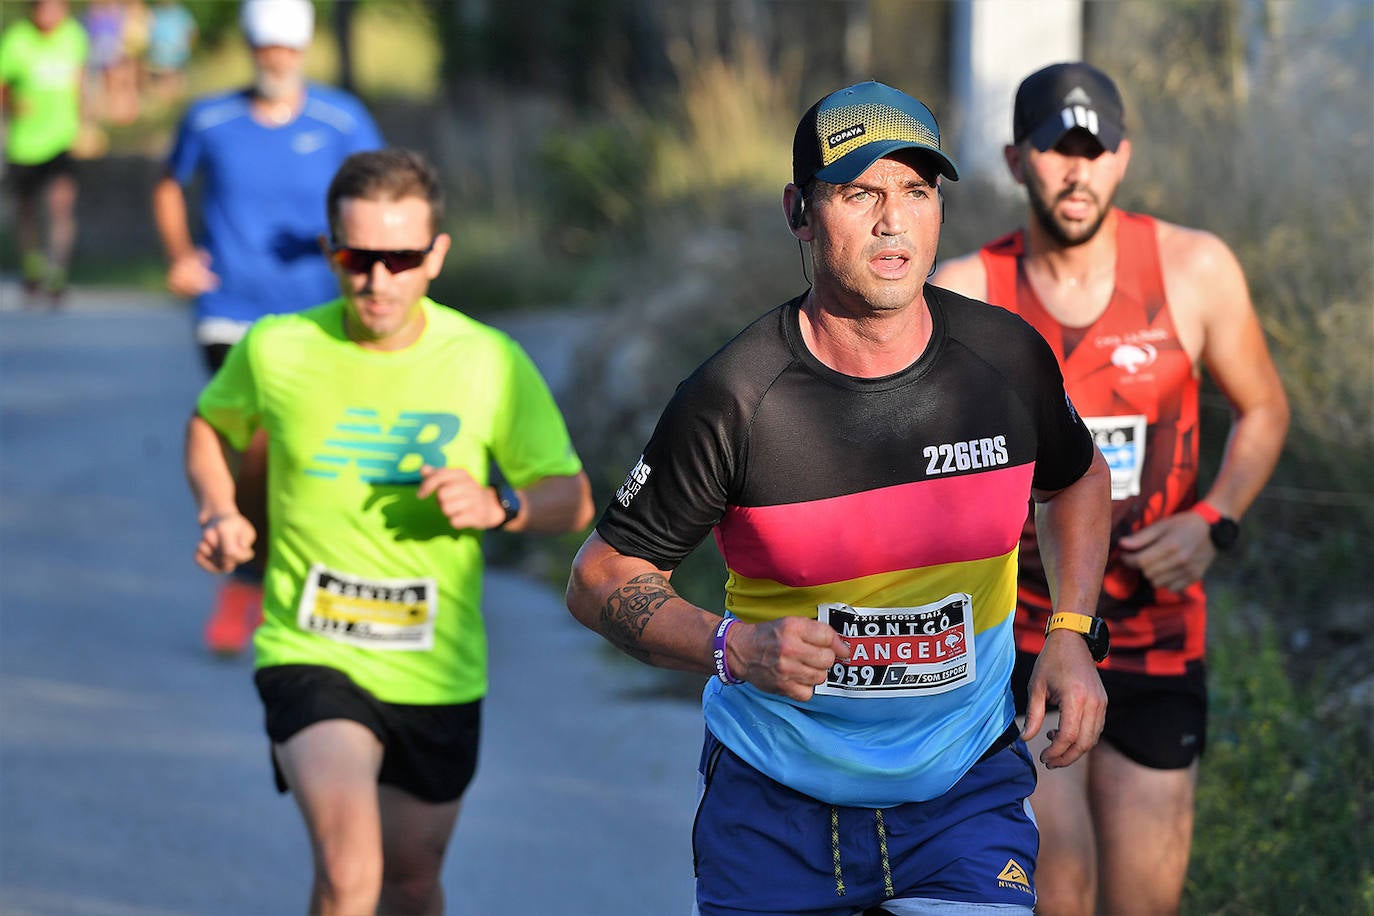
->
<box><xmin>153</xmin><ymin>0</ymin><xmax>383</xmax><ymax>655</ymax></box>
<box><xmin>936</xmin><ymin>62</ymin><xmax>1288</xmax><ymax>916</ymax></box>
<box><xmin>567</xmin><ymin>79</ymin><xmax>1112</xmax><ymax>914</ymax></box>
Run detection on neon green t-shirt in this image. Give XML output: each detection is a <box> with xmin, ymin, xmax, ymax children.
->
<box><xmin>197</xmin><ymin>299</ymin><xmax>584</xmax><ymax>705</ymax></box>
<box><xmin>0</xmin><ymin>16</ymin><xmax>87</xmax><ymax>164</ymax></box>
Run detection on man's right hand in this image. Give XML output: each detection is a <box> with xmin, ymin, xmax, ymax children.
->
<box><xmin>166</xmin><ymin>249</ymin><xmax>219</xmax><ymax>298</ymax></box>
<box><xmin>195</xmin><ymin>511</ymin><xmax>256</xmax><ymax>574</ymax></box>
<box><xmin>727</xmin><ymin>616</ymin><xmax>851</xmax><ymax>702</ymax></box>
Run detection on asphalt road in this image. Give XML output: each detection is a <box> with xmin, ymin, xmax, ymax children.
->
<box><xmin>0</xmin><ymin>287</ymin><xmax>703</xmax><ymax>915</ymax></box>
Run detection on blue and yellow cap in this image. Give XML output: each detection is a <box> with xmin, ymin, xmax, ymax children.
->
<box><xmin>792</xmin><ymin>81</ymin><xmax>959</xmax><ymax>187</ymax></box>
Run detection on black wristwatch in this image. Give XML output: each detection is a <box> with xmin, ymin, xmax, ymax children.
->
<box><xmin>493</xmin><ymin>483</ymin><xmax>521</xmax><ymax>529</ymax></box>
<box><xmin>1191</xmin><ymin>502</ymin><xmax>1239</xmax><ymax>551</ymax></box>
<box><xmin>1045</xmin><ymin>612</ymin><xmax>1110</xmax><ymax>663</ymax></box>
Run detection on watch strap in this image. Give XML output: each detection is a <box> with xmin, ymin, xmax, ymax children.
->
<box><xmin>1046</xmin><ymin>612</ymin><xmax>1110</xmax><ymax>662</ymax></box>
<box><xmin>1189</xmin><ymin>501</ymin><xmax>1222</xmax><ymax>525</ymax></box>
<box><xmin>494</xmin><ymin>484</ymin><xmax>521</xmax><ymax>529</ymax></box>
<box><xmin>1045</xmin><ymin>612</ymin><xmax>1095</xmax><ymax>637</ymax></box>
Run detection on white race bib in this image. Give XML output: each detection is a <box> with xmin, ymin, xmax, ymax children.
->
<box><xmin>1085</xmin><ymin>414</ymin><xmax>1147</xmax><ymax>500</ymax></box>
<box><xmin>815</xmin><ymin>594</ymin><xmax>975</xmax><ymax>698</ymax></box>
<box><xmin>297</xmin><ymin>564</ymin><xmax>437</xmax><ymax>651</ymax></box>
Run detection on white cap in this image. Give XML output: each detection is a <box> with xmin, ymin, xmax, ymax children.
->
<box><xmin>240</xmin><ymin>0</ymin><xmax>315</xmax><ymax>50</ymax></box>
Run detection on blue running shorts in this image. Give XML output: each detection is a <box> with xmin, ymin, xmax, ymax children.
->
<box><xmin>692</xmin><ymin>725</ymin><xmax>1038</xmax><ymax>915</ymax></box>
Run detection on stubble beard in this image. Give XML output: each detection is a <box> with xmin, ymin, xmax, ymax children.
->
<box><xmin>1028</xmin><ymin>182</ymin><xmax>1114</xmax><ymax>248</ymax></box>
<box><xmin>814</xmin><ymin>240</ymin><xmax>928</xmax><ymax>316</ymax></box>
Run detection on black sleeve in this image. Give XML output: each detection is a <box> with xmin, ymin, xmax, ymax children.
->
<box><xmin>1025</xmin><ymin>324</ymin><xmax>1096</xmax><ymax>492</ymax></box>
<box><xmin>930</xmin><ymin>285</ymin><xmax>1095</xmax><ymax>493</ymax></box>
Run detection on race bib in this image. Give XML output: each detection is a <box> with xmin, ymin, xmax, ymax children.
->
<box><xmin>815</xmin><ymin>594</ymin><xmax>974</xmax><ymax>698</ymax></box>
<box><xmin>297</xmin><ymin>564</ymin><xmax>437</xmax><ymax>651</ymax></box>
<box><xmin>1085</xmin><ymin>414</ymin><xmax>1147</xmax><ymax>500</ymax></box>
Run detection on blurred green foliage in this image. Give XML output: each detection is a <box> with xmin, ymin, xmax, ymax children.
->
<box><xmin>432</xmin><ymin>0</ymin><xmax>640</xmax><ymax>103</ymax></box>
<box><xmin>1187</xmin><ymin>595</ymin><xmax>1373</xmax><ymax>914</ymax></box>
<box><xmin>537</xmin><ymin>114</ymin><xmax>660</xmax><ymax>243</ymax></box>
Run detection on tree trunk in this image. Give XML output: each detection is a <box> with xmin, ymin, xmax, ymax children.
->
<box><xmin>334</xmin><ymin>0</ymin><xmax>358</xmax><ymax>94</ymax></box>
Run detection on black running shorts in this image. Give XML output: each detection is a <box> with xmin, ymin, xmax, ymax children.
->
<box><xmin>5</xmin><ymin>151</ymin><xmax>75</xmax><ymax>201</ymax></box>
<box><xmin>254</xmin><ymin>664</ymin><xmax>481</xmax><ymax>802</ymax></box>
<box><xmin>1011</xmin><ymin>651</ymin><xmax>1207</xmax><ymax>770</ymax></box>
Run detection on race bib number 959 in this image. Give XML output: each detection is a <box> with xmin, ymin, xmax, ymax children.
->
<box><xmin>815</xmin><ymin>594</ymin><xmax>975</xmax><ymax>698</ymax></box>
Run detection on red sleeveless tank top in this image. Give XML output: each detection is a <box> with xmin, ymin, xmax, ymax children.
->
<box><xmin>979</xmin><ymin>211</ymin><xmax>1205</xmax><ymax>676</ymax></box>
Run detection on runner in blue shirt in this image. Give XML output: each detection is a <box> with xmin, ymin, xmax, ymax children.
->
<box><xmin>153</xmin><ymin>0</ymin><xmax>382</xmax><ymax>655</ymax></box>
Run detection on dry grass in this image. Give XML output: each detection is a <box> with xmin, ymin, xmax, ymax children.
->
<box><xmin>649</xmin><ymin>37</ymin><xmax>799</xmax><ymax>200</ymax></box>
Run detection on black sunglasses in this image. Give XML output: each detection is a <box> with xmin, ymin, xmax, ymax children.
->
<box><xmin>329</xmin><ymin>240</ymin><xmax>435</xmax><ymax>275</ymax></box>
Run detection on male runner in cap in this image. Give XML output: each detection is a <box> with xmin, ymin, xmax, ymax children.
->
<box><xmin>935</xmin><ymin>62</ymin><xmax>1289</xmax><ymax>916</ymax></box>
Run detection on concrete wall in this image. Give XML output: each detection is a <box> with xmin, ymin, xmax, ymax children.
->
<box><xmin>949</xmin><ymin>0</ymin><xmax>1083</xmax><ymax>191</ymax></box>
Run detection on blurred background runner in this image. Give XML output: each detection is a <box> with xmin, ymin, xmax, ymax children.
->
<box><xmin>0</xmin><ymin>0</ymin><xmax>88</xmax><ymax>308</ymax></box>
<box><xmin>153</xmin><ymin>0</ymin><xmax>383</xmax><ymax>655</ymax></box>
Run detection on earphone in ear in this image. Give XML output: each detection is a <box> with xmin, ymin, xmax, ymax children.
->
<box><xmin>790</xmin><ymin>197</ymin><xmax>807</xmax><ymax>230</ymax></box>
<box><xmin>939</xmin><ymin>186</ymin><xmax>946</xmax><ymax>225</ymax></box>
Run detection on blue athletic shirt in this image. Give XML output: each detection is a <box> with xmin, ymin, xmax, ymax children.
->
<box><xmin>166</xmin><ymin>85</ymin><xmax>383</xmax><ymax>326</ymax></box>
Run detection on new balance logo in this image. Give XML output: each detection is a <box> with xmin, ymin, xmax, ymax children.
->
<box><xmin>307</xmin><ymin>409</ymin><xmax>460</xmax><ymax>484</ymax></box>
<box><xmin>997</xmin><ymin>859</ymin><xmax>1033</xmax><ymax>895</ymax></box>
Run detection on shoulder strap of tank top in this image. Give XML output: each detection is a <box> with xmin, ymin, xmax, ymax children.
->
<box><xmin>1112</xmin><ymin>211</ymin><xmax>1168</xmax><ymax>309</ymax></box>
<box><xmin>978</xmin><ymin>229</ymin><xmax>1024</xmax><ymax>307</ymax></box>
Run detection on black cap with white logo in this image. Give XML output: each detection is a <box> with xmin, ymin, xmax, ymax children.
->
<box><xmin>1013</xmin><ymin>62</ymin><xmax>1125</xmax><ymax>152</ymax></box>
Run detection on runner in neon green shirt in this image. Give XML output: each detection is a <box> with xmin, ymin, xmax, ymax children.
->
<box><xmin>198</xmin><ymin>295</ymin><xmax>584</xmax><ymax>704</ymax></box>
<box><xmin>0</xmin><ymin>0</ymin><xmax>86</xmax><ymax>164</ymax></box>
<box><xmin>0</xmin><ymin>0</ymin><xmax>87</xmax><ymax>304</ymax></box>
<box><xmin>184</xmin><ymin>148</ymin><xmax>594</xmax><ymax>914</ymax></box>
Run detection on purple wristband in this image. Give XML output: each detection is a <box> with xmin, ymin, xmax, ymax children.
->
<box><xmin>712</xmin><ymin>616</ymin><xmax>745</xmax><ymax>685</ymax></box>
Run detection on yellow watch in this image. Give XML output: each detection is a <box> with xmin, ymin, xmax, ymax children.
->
<box><xmin>1045</xmin><ymin>612</ymin><xmax>1110</xmax><ymax>663</ymax></box>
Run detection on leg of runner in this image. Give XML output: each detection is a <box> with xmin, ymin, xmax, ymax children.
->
<box><xmin>1091</xmin><ymin>745</ymin><xmax>1198</xmax><ymax>916</ymax></box>
<box><xmin>16</xmin><ymin>189</ymin><xmax>44</xmax><ymax>299</ymax></box>
<box><xmin>274</xmin><ymin>719</ymin><xmax>386</xmax><ymax>916</ymax></box>
<box><xmin>1018</xmin><ymin>721</ymin><xmax>1097</xmax><ymax>916</ymax></box>
<box><xmin>377</xmin><ymin>785</ymin><xmax>461</xmax><ymax>915</ymax></box>
<box><xmin>44</xmin><ymin>171</ymin><xmax>78</xmax><ymax>306</ymax></box>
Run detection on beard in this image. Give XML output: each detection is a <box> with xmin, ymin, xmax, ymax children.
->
<box><xmin>1027</xmin><ymin>180</ymin><xmax>1114</xmax><ymax>248</ymax></box>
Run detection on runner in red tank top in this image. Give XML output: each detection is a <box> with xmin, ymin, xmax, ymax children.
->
<box><xmin>983</xmin><ymin>211</ymin><xmax>1205</xmax><ymax>678</ymax></box>
<box><xmin>935</xmin><ymin>62</ymin><xmax>1288</xmax><ymax>916</ymax></box>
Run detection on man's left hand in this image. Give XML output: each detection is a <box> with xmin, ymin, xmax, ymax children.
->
<box><xmin>1021</xmin><ymin>629</ymin><xmax>1107</xmax><ymax>769</ymax></box>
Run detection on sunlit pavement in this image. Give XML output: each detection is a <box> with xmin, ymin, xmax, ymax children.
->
<box><xmin>0</xmin><ymin>287</ymin><xmax>701</xmax><ymax>914</ymax></box>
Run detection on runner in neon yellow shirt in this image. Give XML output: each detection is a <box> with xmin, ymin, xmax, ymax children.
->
<box><xmin>0</xmin><ymin>0</ymin><xmax>88</xmax><ymax>304</ymax></box>
<box><xmin>185</xmin><ymin>148</ymin><xmax>594</xmax><ymax>914</ymax></box>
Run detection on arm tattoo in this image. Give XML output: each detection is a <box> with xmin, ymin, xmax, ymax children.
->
<box><xmin>600</xmin><ymin>572</ymin><xmax>676</xmax><ymax>662</ymax></box>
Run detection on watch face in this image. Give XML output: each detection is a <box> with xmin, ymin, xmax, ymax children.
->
<box><xmin>1087</xmin><ymin>617</ymin><xmax>1110</xmax><ymax>663</ymax></box>
<box><xmin>1210</xmin><ymin>518</ymin><xmax>1240</xmax><ymax>551</ymax></box>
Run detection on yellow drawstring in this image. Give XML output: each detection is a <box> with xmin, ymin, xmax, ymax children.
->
<box><xmin>831</xmin><ymin>805</ymin><xmax>846</xmax><ymax>896</ymax></box>
<box><xmin>831</xmin><ymin>806</ymin><xmax>896</xmax><ymax>899</ymax></box>
<box><xmin>875</xmin><ymin>808</ymin><xmax>895</xmax><ymax>898</ymax></box>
